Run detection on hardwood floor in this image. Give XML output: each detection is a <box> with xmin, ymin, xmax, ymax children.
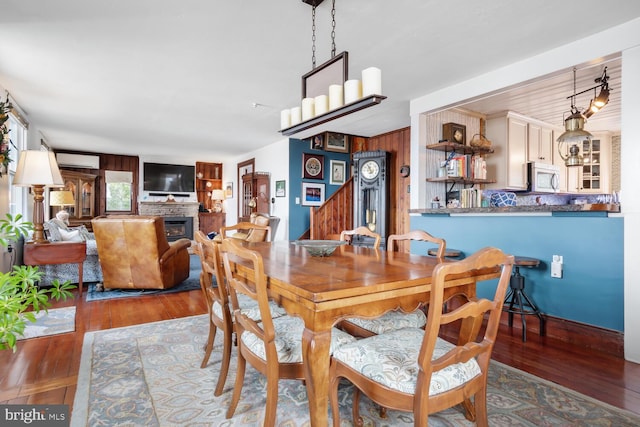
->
<box><xmin>2</xmin><ymin>287</ymin><xmax>640</xmax><ymax>419</ymax></box>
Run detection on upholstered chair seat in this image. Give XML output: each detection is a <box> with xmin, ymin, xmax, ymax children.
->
<box><xmin>343</xmin><ymin>310</ymin><xmax>427</xmax><ymax>336</ymax></box>
<box><xmin>331</xmin><ymin>328</ymin><xmax>481</xmax><ymax>395</ymax></box>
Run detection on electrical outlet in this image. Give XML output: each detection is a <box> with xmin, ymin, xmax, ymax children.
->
<box><xmin>551</xmin><ymin>254</ymin><xmax>563</xmax><ymax>278</ymax></box>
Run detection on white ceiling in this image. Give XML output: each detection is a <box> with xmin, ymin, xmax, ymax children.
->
<box><xmin>0</xmin><ymin>1</ymin><xmax>637</xmax><ymax>162</ymax></box>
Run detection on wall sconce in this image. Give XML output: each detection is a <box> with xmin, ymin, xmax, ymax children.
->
<box><xmin>211</xmin><ymin>189</ymin><xmax>225</xmax><ymax>213</ymax></box>
<box><xmin>13</xmin><ymin>150</ymin><xmax>64</xmax><ymax>243</ymax></box>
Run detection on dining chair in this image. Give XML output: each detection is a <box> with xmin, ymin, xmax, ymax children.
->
<box><xmin>339</xmin><ymin>230</ymin><xmax>446</xmax><ymax>339</ymax></box>
<box><xmin>193</xmin><ymin>231</ymin><xmax>285</xmax><ymax>396</ymax></box>
<box><xmin>219</xmin><ymin>237</ymin><xmax>356</xmax><ymax>426</ymax></box>
<box><xmin>329</xmin><ymin>246</ymin><xmax>514</xmax><ymax>427</ymax></box>
<box><xmin>221</xmin><ymin>221</ymin><xmax>271</xmax><ymax>242</ymax></box>
<box><xmin>339</xmin><ymin>226</ymin><xmax>381</xmax><ymax>249</ymax></box>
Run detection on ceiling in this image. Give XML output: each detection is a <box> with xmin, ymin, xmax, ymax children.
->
<box><xmin>0</xmin><ymin>1</ymin><xmax>637</xmax><ymax>163</ymax></box>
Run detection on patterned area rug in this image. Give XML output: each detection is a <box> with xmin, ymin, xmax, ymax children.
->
<box><xmin>85</xmin><ymin>255</ymin><xmax>201</xmax><ymax>301</ymax></box>
<box><xmin>17</xmin><ymin>306</ymin><xmax>76</xmax><ymax>340</ymax></box>
<box><xmin>71</xmin><ymin>315</ymin><xmax>640</xmax><ymax>426</ymax></box>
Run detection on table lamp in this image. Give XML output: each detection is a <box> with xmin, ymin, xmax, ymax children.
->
<box><xmin>13</xmin><ymin>150</ymin><xmax>64</xmax><ymax>243</ymax></box>
<box><xmin>211</xmin><ymin>189</ymin><xmax>225</xmax><ymax>213</ymax></box>
<box><xmin>49</xmin><ymin>190</ymin><xmax>75</xmax><ymax>225</ymax></box>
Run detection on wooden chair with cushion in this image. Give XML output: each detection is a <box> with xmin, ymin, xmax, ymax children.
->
<box><xmin>339</xmin><ymin>226</ymin><xmax>381</xmax><ymax>249</ymax></box>
<box><xmin>219</xmin><ymin>237</ymin><xmax>356</xmax><ymax>426</ymax></box>
<box><xmin>193</xmin><ymin>231</ymin><xmax>285</xmax><ymax>396</ymax></box>
<box><xmin>91</xmin><ymin>215</ymin><xmax>191</xmax><ymax>290</ymax></box>
<box><xmin>339</xmin><ymin>230</ymin><xmax>447</xmax><ymax>339</ymax></box>
<box><xmin>329</xmin><ymin>247</ymin><xmax>514</xmax><ymax>427</ymax></box>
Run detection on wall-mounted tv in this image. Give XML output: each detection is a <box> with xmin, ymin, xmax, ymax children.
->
<box><xmin>143</xmin><ymin>162</ymin><xmax>195</xmax><ymax>194</ymax></box>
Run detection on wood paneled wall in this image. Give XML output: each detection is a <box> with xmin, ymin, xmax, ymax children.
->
<box><xmin>364</xmin><ymin>127</ymin><xmax>412</xmax><ymax>252</ymax></box>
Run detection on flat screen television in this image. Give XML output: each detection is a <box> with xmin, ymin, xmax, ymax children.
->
<box><xmin>143</xmin><ymin>162</ymin><xmax>195</xmax><ymax>194</ymax></box>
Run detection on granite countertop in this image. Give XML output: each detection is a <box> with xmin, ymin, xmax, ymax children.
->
<box><xmin>410</xmin><ymin>203</ymin><xmax>621</xmax><ymax>215</ymax></box>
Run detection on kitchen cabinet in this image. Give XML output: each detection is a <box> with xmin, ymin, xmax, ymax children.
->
<box><xmin>563</xmin><ymin>132</ymin><xmax>611</xmax><ymax>193</ymax></box>
<box><xmin>51</xmin><ymin>170</ymin><xmax>97</xmax><ymax>229</ymax></box>
<box><xmin>485</xmin><ymin>112</ymin><xmax>528</xmax><ymax>190</ymax></box>
<box><xmin>195</xmin><ymin>162</ymin><xmax>222</xmax><ymax>211</ymax></box>
<box><xmin>528</xmin><ymin>123</ymin><xmax>554</xmax><ymax>163</ymax></box>
<box><xmin>240</xmin><ymin>172</ymin><xmax>270</xmax><ymax>222</ymax></box>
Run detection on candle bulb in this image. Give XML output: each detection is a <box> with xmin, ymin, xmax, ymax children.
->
<box><xmin>314</xmin><ymin>95</ymin><xmax>329</xmax><ymax>115</ymax></box>
<box><xmin>329</xmin><ymin>84</ymin><xmax>344</xmax><ymax>110</ymax></box>
<box><xmin>301</xmin><ymin>97</ymin><xmax>315</xmax><ymax>121</ymax></box>
<box><xmin>290</xmin><ymin>106</ymin><xmax>302</xmax><ymax>125</ymax></box>
<box><xmin>280</xmin><ymin>109</ymin><xmax>291</xmax><ymax>129</ymax></box>
<box><xmin>344</xmin><ymin>79</ymin><xmax>362</xmax><ymax>104</ymax></box>
<box><xmin>362</xmin><ymin>67</ymin><xmax>382</xmax><ymax>97</ymax></box>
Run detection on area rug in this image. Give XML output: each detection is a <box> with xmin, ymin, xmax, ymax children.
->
<box><xmin>17</xmin><ymin>306</ymin><xmax>76</xmax><ymax>340</ymax></box>
<box><xmin>71</xmin><ymin>315</ymin><xmax>640</xmax><ymax>427</ymax></box>
<box><xmin>85</xmin><ymin>255</ymin><xmax>201</xmax><ymax>301</ymax></box>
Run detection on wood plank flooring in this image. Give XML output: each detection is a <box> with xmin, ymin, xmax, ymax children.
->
<box><xmin>1</xmin><ymin>287</ymin><xmax>640</xmax><ymax>419</ymax></box>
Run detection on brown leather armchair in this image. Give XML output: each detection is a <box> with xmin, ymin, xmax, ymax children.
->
<box><xmin>91</xmin><ymin>215</ymin><xmax>191</xmax><ymax>290</ymax></box>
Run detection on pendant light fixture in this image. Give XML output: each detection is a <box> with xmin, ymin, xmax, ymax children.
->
<box><xmin>280</xmin><ymin>0</ymin><xmax>386</xmax><ymax>136</ymax></box>
<box><xmin>557</xmin><ymin>66</ymin><xmax>611</xmax><ymax>167</ymax></box>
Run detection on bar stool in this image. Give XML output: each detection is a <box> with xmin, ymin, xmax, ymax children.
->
<box><xmin>503</xmin><ymin>256</ymin><xmax>546</xmax><ymax>342</ymax></box>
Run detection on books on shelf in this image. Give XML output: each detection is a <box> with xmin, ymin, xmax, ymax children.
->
<box><xmin>445</xmin><ymin>155</ymin><xmax>487</xmax><ymax>179</ymax></box>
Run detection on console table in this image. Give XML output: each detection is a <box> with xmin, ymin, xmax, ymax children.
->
<box><xmin>23</xmin><ymin>241</ymin><xmax>87</xmax><ymax>297</ymax></box>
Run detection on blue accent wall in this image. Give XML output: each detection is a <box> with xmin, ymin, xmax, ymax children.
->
<box><xmin>410</xmin><ymin>214</ymin><xmax>624</xmax><ymax>331</ymax></box>
<box><xmin>288</xmin><ymin>138</ymin><xmax>351</xmax><ymax>240</ymax></box>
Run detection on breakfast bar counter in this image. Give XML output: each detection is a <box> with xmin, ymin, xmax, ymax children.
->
<box><xmin>410</xmin><ymin>203</ymin><xmax>620</xmax><ymax>216</ymax></box>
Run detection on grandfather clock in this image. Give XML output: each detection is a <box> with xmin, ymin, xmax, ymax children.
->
<box><xmin>352</xmin><ymin>150</ymin><xmax>390</xmax><ymax>249</ymax></box>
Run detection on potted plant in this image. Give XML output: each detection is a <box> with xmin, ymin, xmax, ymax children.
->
<box><xmin>0</xmin><ymin>213</ymin><xmax>75</xmax><ymax>351</ymax></box>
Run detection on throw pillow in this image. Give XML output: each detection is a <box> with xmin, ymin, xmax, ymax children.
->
<box><xmin>44</xmin><ymin>219</ymin><xmax>63</xmax><ymax>242</ymax></box>
<box><xmin>59</xmin><ymin>228</ymin><xmax>84</xmax><ymax>242</ymax></box>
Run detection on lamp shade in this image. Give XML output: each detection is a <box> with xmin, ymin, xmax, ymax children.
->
<box><xmin>211</xmin><ymin>189</ymin><xmax>225</xmax><ymax>201</ymax></box>
<box><xmin>49</xmin><ymin>190</ymin><xmax>74</xmax><ymax>206</ymax></box>
<box><xmin>13</xmin><ymin>150</ymin><xmax>64</xmax><ymax>187</ymax></box>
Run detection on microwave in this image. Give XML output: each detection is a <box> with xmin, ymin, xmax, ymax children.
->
<box><xmin>527</xmin><ymin>162</ymin><xmax>560</xmax><ymax>193</ymax></box>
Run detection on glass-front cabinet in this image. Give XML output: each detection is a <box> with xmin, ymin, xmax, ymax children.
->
<box><xmin>565</xmin><ymin>132</ymin><xmax>611</xmax><ymax>193</ymax></box>
<box><xmin>50</xmin><ymin>170</ymin><xmax>97</xmax><ymax>228</ymax></box>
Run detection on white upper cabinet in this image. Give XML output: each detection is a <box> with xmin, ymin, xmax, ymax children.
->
<box><xmin>485</xmin><ymin>112</ymin><xmax>528</xmax><ymax>190</ymax></box>
<box><xmin>560</xmin><ymin>132</ymin><xmax>612</xmax><ymax>194</ymax></box>
<box><xmin>528</xmin><ymin>123</ymin><xmax>554</xmax><ymax>163</ymax></box>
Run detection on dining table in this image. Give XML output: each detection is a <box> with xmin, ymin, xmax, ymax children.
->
<box><xmin>233</xmin><ymin>240</ymin><xmax>497</xmax><ymax>427</ymax></box>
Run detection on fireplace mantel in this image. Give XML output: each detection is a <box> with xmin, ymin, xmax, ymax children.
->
<box><xmin>138</xmin><ymin>201</ymin><xmax>200</xmax><ymax>238</ymax></box>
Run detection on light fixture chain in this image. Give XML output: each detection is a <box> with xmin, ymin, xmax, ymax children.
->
<box><xmin>311</xmin><ymin>5</ymin><xmax>317</xmax><ymax>68</ymax></box>
<box><xmin>331</xmin><ymin>0</ymin><xmax>336</xmax><ymax>58</ymax></box>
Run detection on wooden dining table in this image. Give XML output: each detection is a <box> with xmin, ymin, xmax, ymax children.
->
<box><xmin>233</xmin><ymin>240</ymin><xmax>495</xmax><ymax>427</ymax></box>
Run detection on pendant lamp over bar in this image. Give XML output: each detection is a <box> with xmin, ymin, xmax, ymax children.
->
<box><xmin>557</xmin><ymin>66</ymin><xmax>612</xmax><ymax>167</ymax></box>
<box><xmin>280</xmin><ymin>0</ymin><xmax>386</xmax><ymax>136</ymax></box>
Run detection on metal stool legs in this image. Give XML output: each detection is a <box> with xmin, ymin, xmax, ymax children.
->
<box><xmin>504</xmin><ymin>266</ymin><xmax>546</xmax><ymax>342</ymax></box>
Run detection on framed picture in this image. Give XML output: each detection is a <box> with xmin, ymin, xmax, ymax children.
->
<box><xmin>275</xmin><ymin>180</ymin><xmax>286</xmax><ymax>197</ymax></box>
<box><xmin>442</xmin><ymin>122</ymin><xmax>466</xmax><ymax>145</ymax></box>
<box><xmin>310</xmin><ymin>133</ymin><xmax>324</xmax><ymax>150</ymax></box>
<box><xmin>301</xmin><ymin>182</ymin><xmax>325</xmax><ymax>206</ymax></box>
<box><xmin>224</xmin><ymin>181</ymin><xmax>233</xmax><ymax>198</ymax></box>
<box><xmin>302</xmin><ymin>152</ymin><xmax>324</xmax><ymax>180</ymax></box>
<box><xmin>324</xmin><ymin>132</ymin><xmax>349</xmax><ymax>153</ymax></box>
<box><xmin>329</xmin><ymin>160</ymin><xmax>347</xmax><ymax>185</ymax></box>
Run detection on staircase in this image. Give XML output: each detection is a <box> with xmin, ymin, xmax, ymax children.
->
<box><xmin>306</xmin><ymin>177</ymin><xmax>354</xmax><ymax>240</ymax></box>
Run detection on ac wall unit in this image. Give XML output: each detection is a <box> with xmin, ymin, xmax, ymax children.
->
<box><xmin>56</xmin><ymin>153</ymin><xmax>100</xmax><ymax>169</ymax></box>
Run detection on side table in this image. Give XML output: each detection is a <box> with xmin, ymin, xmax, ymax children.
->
<box><xmin>23</xmin><ymin>241</ymin><xmax>87</xmax><ymax>297</ymax></box>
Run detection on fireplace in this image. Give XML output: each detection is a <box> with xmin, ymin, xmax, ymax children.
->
<box><xmin>163</xmin><ymin>216</ymin><xmax>194</xmax><ymax>241</ymax></box>
<box><xmin>138</xmin><ymin>201</ymin><xmax>200</xmax><ymax>239</ymax></box>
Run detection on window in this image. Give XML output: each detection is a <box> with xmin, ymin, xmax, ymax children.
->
<box><xmin>7</xmin><ymin>113</ymin><xmax>28</xmax><ymax>217</ymax></box>
<box><xmin>105</xmin><ymin>170</ymin><xmax>133</xmax><ymax>212</ymax></box>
